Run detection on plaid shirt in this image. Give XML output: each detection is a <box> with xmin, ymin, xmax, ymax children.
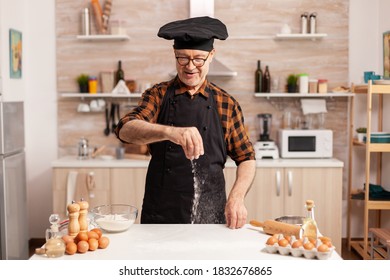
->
<box><xmin>116</xmin><ymin>77</ymin><xmax>255</xmax><ymax>165</ymax></box>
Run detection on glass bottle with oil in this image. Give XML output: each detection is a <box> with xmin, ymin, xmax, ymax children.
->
<box><xmin>301</xmin><ymin>200</ymin><xmax>318</xmax><ymax>242</ymax></box>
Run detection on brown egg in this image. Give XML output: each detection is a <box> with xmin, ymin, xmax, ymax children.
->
<box><xmin>65</xmin><ymin>242</ymin><xmax>77</xmax><ymax>255</ymax></box>
<box><xmin>278</xmin><ymin>239</ymin><xmax>289</xmax><ymax>247</ymax></box>
<box><xmin>88</xmin><ymin>238</ymin><xmax>99</xmax><ymax>251</ymax></box>
<box><xmin>91</xmin><ymin>228</ymin><xmax>103</xmax><ymax>238</ymax></box>
<box><xmin>292</xmin><ymin>240</ymin><xmax>303</xmax><ymax>248</ymax></box>
<box><xmin>266</xmin><ymin>236</ymin><xmax>278</xmax><ymax>245</ymax></box>
<box><xmin>319</xmin><ymin>236</ymin><xmax>330</xmax><ymax>242</ymax></box>
<box><xmin>62</xmin><ymin>235</ymin><xmax>74</xmax><ymax>245</ymax></box>
<box><xmin>98</xmin><ymin>236</ymin><xmax>110</xmax><ymax>249</ymax></box>
<box><xmin>308</xmin><ymin>237</ymin><xmax>317</xmax><ymax>245</ymax></box>
<box><xmin>284</xmin><ymin>235</ymin><xmax>292</xmax><ymax>243</ymax></box>
<box><xmin>324</xmin><ymin>241</ymin><xmax>333</xmax><ymax>248</ymax></box>
<box><xmin>87</xmin><ymin>231</ymin><xmax>99</xmax><ymax>240</ymax></box>
<box><xmin>77</xmin><ymin>240</ymin><xmax>89</xmax><ymax>253</ymax></box>
<box><xmin>303</xmin><ymin>242</ymin><xmax>315</xmax><ymax>250</ymax></box>
<box><xmin>75</xmin><ymin>232</ymin><xmax>88</xmax><ymax>244</ymax></box>
<box><xmin>318</xmin><ymin>244</ymin><xmax>330</xmax><ymax>252</ymax></box>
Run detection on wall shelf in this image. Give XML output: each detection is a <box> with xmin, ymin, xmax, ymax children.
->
<box><xmin>76</xmin><ymin>34</ymin><xmax>130</xmax><ymax>41</ymax></box>
<box><xmin>274</xmin><ymin>33</ymin><xmax>327</xmax><ymax>40</ymax></box>
<box><xmin>60</xmin><ymin>93</ymin><xmax>142</xmax><ymax>98</ymax></box>
<box><xmin>254</xmin><ymin>92</ymin><xmax>353</xmax><ymax>98</ymax></box>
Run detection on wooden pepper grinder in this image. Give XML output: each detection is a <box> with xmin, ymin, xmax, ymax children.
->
<box><xmin>78</xmin><ymin>198</ymin><xmax>89</xmax><ymax>233</ymax></box>
<box><xmin>67</xmin><ymin>201</ymin><xmax>80</xmax><ymax>238</ymax></box>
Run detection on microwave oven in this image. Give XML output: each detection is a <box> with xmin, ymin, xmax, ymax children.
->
<box><xmin>278</xmin><ymin>129</ymin><xmax>333</xmax><ymax>158</ymax></box>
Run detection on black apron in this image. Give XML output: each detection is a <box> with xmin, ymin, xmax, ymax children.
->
<box><xmin>141</xmin><ymin>83</ymin><xmax>227</xmax><ymax>224</ymax></box>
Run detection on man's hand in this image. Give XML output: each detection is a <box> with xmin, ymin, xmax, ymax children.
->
<box><xmin>169</xmin><ymin>126</ymin><xmax>204</xmax><ymax>160</ymax></box>
<box><xmin>225</xmin><ymin>197</ymin><xmax>247</xmax><ymax>229</ymax></box>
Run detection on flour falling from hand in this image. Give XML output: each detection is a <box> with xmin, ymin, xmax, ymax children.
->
<box><xmin>190</xmin><ymin>159</ymin><xmax>205</xmax><ymax>224</ymax></box>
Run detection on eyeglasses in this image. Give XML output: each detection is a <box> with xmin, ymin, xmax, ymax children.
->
<box><xmin>175</xmin><ymin>52</ymin><xmax>211</xmax><ymax>67</ymax></box>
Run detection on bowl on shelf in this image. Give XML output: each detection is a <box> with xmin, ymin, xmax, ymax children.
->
<box><xmin>90</xmin><ymin>204</ymin><xmax>138</xmax><ymax>233</ymax></box>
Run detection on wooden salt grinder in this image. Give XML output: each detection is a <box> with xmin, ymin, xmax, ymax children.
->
<box><xmin>67</xmin><ymin>201</ymin><xmax>80</xmax><ymax>238</ymax></box>
<box><xmin>78</xmin><ymin>199</ymin><xmax>89</xmax><ymax>233</ymax></box>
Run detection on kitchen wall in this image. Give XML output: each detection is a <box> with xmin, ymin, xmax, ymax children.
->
<box><xmin>56</xmin><ymin>0</ymin><xmax>349</xmax><ymax>178</ymax></box>
<box><xmin>21</xmin><ymin>0</ymin><xmax>388</xmax><ymax>239</ymax></box>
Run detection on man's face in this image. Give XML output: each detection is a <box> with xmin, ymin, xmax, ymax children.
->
<box><xmin>174</xmin><ymin>49</ymin><xmax>214</xmax><ymax>90</ymax></box>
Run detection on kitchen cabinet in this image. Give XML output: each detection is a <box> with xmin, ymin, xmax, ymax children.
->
<box><xmin>52</xmin><ymin>168</ymin><xmax>110</xmax><ymax>219</ymax></box>
<box><xmin>347</xmin><ymin>81</ymin><xmax>390</xmax><ymax>259</ymax></box>
<box><xmin>110</xmin><ymin>168</ymin><xmax>147</xmax><ymax>224</ymax></box>
<box><xmin>245</xmin><ymin>167</ymin><xmax>342</xmax><ymax>254</ymax></box>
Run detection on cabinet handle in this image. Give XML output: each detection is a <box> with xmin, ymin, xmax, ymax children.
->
<box><xmin>287</xmin><ymin>170</ymin><xmax>293</xmax><ymax>196</ymax></box>
<box><xmin>87</xmin><ymin>172</ymin><xmax>95</xmax><ymax>198</ymax></box>
<box><xmin>276</xmin><ymin>170</ymin><xmax>281</xmax><ymax>196</ymax></box>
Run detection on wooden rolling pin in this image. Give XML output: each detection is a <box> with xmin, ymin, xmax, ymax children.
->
<box><xmin>250</xmin><ymin>219</ymin><xmax>301</xmax><ymax>238</ymax></box>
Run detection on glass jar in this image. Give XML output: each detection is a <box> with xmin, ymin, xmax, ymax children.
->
<box><xmin>318</xmin><ymin>79</ymin><xmax>328</xmax><ymax>93</ymax></box>
<box><xmin>309</xmin><ymin>79</ymin><xmax>318</xmax><ymax>93</ymax></box>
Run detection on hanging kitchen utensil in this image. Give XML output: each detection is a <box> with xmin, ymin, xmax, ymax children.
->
<box><xmin>104</xmin><ymin>106</ymin><xmax>110</xmax><ymax>136</ymax></box>
<box><xmin>111</xmin><ymin>103</ymin><xmax>117</xmax><ymax>133</ymax></box>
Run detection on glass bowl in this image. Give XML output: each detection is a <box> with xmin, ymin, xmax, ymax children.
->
<box><xmin>90</xmin><ymin>204</ymin><xmax>138</xmax><ymax>233</ymax></box>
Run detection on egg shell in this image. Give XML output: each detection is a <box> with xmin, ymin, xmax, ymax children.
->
<box><xmin>65</xmin><ymin>242</ymin><xmax>77</xmax><ymax>255</ymax></box>
<box><xmin>98</xmin><ymin>236</ymin><xmax>110</xmax><ymax>249</ymax></box>
<box><xmin>77</xmin><ymin>240</ymin><xmax>89</xmax><ymax>253</ymax></box>
<box><xmin>266</xmin><ymin>236</ymin><xmax>278</xmax><ymax>245</ymax></box>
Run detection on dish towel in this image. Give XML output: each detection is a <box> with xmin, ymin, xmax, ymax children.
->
<box><xmin>66</xmin><ymin>171</ymin><xmax>91</xmax><ymax>213</ymax></box>
<box><xmin>300</xmin><ymin>99</ymin><xmax>327</xmax><ymax>115</ymax></box>
<box><xmin>66</xmin><ymin>171</ymin><xmax>78</xmax><ymax>213</ymax></box>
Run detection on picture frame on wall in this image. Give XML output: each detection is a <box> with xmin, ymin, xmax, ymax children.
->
<box><xmin>383</xmin><ymin>31</ymin><xmax>390</xmax><ymax>79</ymax></box>
<box><xmin>9</xmin><ymin>29</ymin><xmax>22</xmax><ymax>79</ymax></box>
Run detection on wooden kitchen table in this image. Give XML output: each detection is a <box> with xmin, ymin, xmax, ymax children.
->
<box><xmin>30</xmin><ymin>224</ymin><xmax>342</xmax><ymax>260</ymax></box>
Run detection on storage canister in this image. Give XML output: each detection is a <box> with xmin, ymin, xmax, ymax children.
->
<box><xmin>309</xmin><ymin>79</ymin><xmax>318</xmax><ymax>93</ymax></box>
<box><xmin>309</xmin><ymin>13</ymin><xmax>317</xmax><ymax>34</ymax></box>
<box><xmin>318</xmin><ymin>79</ymin><xmax>328</xmax><ymax>93</ymax></box>
<box><xmin>298</xmin><ymin>73</ymin><xmax>309</xmax><ymax>94</ymax></box>
<box><xmin>88</xmin><ymin>76</ymin><xmax>98</xmax><ymax>94</ymax></box>
<box><xmin>301</xmin><ymin>13</ymin><xmax>308</xmax><ymax>34</ymax></box>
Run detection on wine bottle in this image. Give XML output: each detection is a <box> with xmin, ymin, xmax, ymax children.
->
<box><xmin>115</xmin><ymin>60</ymin><xmax>125</xmax><ymax>85</ymax></box>
<box><xmin>255</xmin><ymin>60</ymin><xmax>263</xmax><ymax>93</ymax></box>
<box><xmin>263</xmin><ymin>65</ymin><xmax>271</xmax><ymax>93</ymax></box>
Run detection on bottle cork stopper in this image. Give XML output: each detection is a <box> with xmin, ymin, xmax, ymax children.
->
<box><xmin>306</xmin><ymin>200</ymin><xmax>315</xmax><ymax>210</ymax></box>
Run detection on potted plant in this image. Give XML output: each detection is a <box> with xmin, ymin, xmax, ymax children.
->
<box><xmin>76</xmin><ymin>74</ymin><xmax>89</xmax><ymax>93</ymax></box>
<box><xmin>287</xmin><ymin>74</ymin><xmax>298</xmax><ymax>93</ymax></box>
<box><xmin>356</xmin><ymin>127</ymin><xmax>366</xmax><ymax>142</ymax></box>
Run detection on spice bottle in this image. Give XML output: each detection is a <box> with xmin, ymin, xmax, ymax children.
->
<box><xmin>301</xmin><ymin>200</ymin><xmax>318</xmax><ymax>244</ymax></box>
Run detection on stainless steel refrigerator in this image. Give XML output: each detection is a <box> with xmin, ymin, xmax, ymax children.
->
<box><xmin>0</xmin><ymin>101</ymin><xmax>28</xmax><ymax>259</ymax></box>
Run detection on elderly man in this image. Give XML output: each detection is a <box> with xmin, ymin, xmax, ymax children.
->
<box><xmin>116</xmin><ymin>16</ymin><xmax>256</xmax><ymax>229</ymax></box>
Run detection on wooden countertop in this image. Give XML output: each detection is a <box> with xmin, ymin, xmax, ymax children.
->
<box><xmin>52</xmin><ymin>156</ymin><xmax>344</xmax><ymax>168</ymax></box>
